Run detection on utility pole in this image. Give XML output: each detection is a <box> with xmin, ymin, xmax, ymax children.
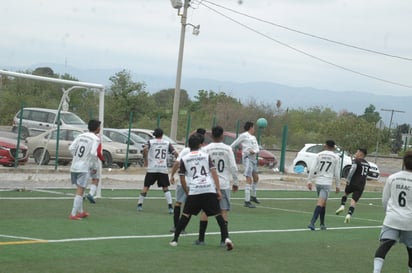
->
<box><xmin>381</xmin><ymin>108</ymin><xmax>405</xmax><ymax>131</ymax></box>
<box><xmin>170</xmin><ymin>0</ymin><xmax>189</xmax><ymax>141</ymax></box>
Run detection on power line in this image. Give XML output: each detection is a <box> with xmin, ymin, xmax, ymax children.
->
<box><xmin>201</xmin><ymin>0</ymin><xmax>412</xmax><ymax>62</ymax></box>
<box><xmin>197</xmin><ymin>1</ymin><xmax>412</xmax><ymax>89</ymax></box>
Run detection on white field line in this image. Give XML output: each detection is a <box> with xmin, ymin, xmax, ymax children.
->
<box><xmin>0</xmin><ymin>225</ymin><xmax>382</xmax><ymax>245</ymax></box>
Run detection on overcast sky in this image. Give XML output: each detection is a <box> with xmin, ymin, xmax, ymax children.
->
<box><xmin>1</xmin><ymin>0</ymin><xmax>411</xmax><ymax>97</ymax></box>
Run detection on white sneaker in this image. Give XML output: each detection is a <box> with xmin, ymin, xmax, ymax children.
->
<box><xmin>335</xmin><ymin>205</ymin><xmax>345</xmax><ymax>215</ymax></box>
<box><xmin>169</xmin><ymin>241</ymin><xmax>178</xmax><ymax>247</ymax></box>
<box><xmin>225</xmin><ymin>238</ymin><xmax>234</xmax><ymax>251</ymax></box>
<box><xmin>344</xmin><ymin>214</ymin><xmax>351</xmax><ymax>223</ymax></box>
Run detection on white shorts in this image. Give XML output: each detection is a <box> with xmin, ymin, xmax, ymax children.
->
<box><xmin>316</xmin><ymin>184</ymin><xmax>331</xmax><ymax>200</ymax></box>
<box><xmin>175</xmin><ymin>184</ymin><xmax>187</xmax><ymax>204</ymax></box>
<box><xmin>219</xmin><ymin>188</ymin><xmax>231</xmax><ymax>211</ymax></box>
<box><xmin>243</xmin><ymin>155</ymin><xmax>258</xmax><ymax>177</ymax></box>
<box><xmin>380</xmin><ymin>225</ymin><xmax>412</xmax><ymax>247</ymax></box>
<box><xmin>71</xmin><ymin>172</ymin><xmax>89</xmax><ymax>188</ymax></box>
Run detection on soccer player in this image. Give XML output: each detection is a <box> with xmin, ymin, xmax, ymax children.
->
<box><xmin>373</xmin><ymin>151</ymin><xmax>412</xmax><ymax>273</ymax></box>
<box><xmin>169</xmin><ymin>128</ymin><xmax>206</xmax><ymax>233</ymax></box>
<box><xmin>170</xmin><ymin>133</ymin><xmax>234</xmax><ymax>250</ymax></box>
<box><xmin>137</xmin><ymin>128</ymin><xmax>178</xmax><ymax>214</ymax></box>
<box><xmin>335</xmin><ymin>148</ymin><xmax>370</xmax><ymax>223</ymax></box>
<box><xmin>307</xmin><ymin>140</ymin><xmax>341</xmax><ymax>230</ymax></box>
<box><xmin>230</xmin><ymin>121</ymin><xmax>260</xmax><ymax>208</ymax></box>
<box><xmin>68</xmin><ymin>119</ymin><xmax>102</xmax><ymax>220</ymax></box>
<box><xmin>195</xmin><ymin>125</ymin><xmax>239</xmax><ymax>246</ymax></box>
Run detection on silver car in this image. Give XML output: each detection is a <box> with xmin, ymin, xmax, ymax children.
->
<box><xmin>25</xmin><ymin>127</ymin><xmax>143</xmax><ymax>168</ymax></box>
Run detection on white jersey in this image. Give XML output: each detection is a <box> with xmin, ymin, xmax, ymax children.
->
<box><xmin>174</xmin><ymin>147</ymin><xmax>191</xmax><ymax>186</ymax></box>
<box><xmin>230</xmin><ymin>131</ymin><xmax>259</xmax><ymax>156</ymax></box>
<box><xmin>382</xmin><ymin>170</ymin><xmax>412</xmax><ymax>230</ymax></box>
<box><xmin>179</xmin><ymin>150</ymin><xmax>216</xmax><ymax>195</ymax></box>
<box><xmin>203</xmin><ymin>142</ymin><xmax>238</xmax><ymax>190</ymax></box>
<box><xmin>146</xmin><ymin>138</ymin><xmax>174</xmax><ymax>174</ymax></box>
<box><xmin>69</xmin><ymin>132</ymin><xmax>100</xmax><ymax>173</ymax></box>
<box><xmin>308</xmin><ymin>150</ymin><xmax>340</xmax><ymax>187</ymax></box>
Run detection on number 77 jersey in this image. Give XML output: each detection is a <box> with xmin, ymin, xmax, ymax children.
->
<box><xmin>308</xmin><ymin>150</ymin><xmax>340</xmax><ymax>186</ymax></box>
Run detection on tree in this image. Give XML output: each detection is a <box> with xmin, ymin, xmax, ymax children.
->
<box><xmin>105</xmin><ymin>70</ymin><xmax>155</xmax><ymax>128</ymax></box>
<box><xmin>360</xmin><ymin>104</ymin><xmax>381</xmax><ymax>124</ymax></box>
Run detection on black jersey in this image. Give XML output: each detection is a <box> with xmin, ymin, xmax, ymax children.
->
<box><xmin>347</xmin><ymin>158</ymin><xmax>370</xmax><ymax>187</ymax></box>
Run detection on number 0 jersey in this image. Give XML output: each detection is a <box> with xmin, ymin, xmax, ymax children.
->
<box><xmin>69</xmin><ymin>132</ymin><xmax>100</xmax><ymax>173</ymax></box>
<box><xmin>179</xmin><ymin>150</ymin><xmax>217</xmax><ymax>195</ymax></box>
<box><xmin>203</xmin><ymin>142</ymin><xmax>238</xmax><ymax>190</ymax></box>
<box><xmin>382</xmin><ymin>170</ymin><xmax>412</xmax><ymax>230</ymax></box>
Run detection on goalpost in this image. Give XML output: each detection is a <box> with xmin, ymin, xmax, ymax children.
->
<box><xmin>0</xmin><ymin>69</ymin><xmax>106</xmax><ymax>197</ymax></box>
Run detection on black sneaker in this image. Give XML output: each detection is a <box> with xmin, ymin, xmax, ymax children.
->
<box><xmin>250</xmin><ymin>196</ymin><xmax>260</xmax><ymax>204</ymax></box>
<box><xmin>244</xmin><ymin>201</ymin><xmax>256</xmax><ymax>208</ymax></box>
<box><xmin>86</xmin><ymin>194</ymin><xmax>96</xmax><ymax>204</ymax></box>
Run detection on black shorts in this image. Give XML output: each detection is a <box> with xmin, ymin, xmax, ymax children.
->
<box><xmin>183</xmin><ymin>193</ymin><xmax>221</xmax><ymax>216</ymax></box>
<box><xmin>345</xmin><ymin>183</ymin><xmax>365</xmax><ymax>202</ymax></box>
<box><xmin>143</xmin><ymin>173</ymin><xmax>170</xmax><ymax>188</ymax></box>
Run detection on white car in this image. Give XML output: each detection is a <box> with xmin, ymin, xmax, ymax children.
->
<box><xmin>292</xmin><ymin>143</ymin><xmax>380</xmax><ymax>179</ymax></box>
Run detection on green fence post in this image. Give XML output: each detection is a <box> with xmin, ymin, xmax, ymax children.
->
<box><xmin>184</xmin><ymin>112</ymin><xmax>191</xmax><ymax>146</ymax></box>
<box><xmin>54</xmin><ymin>109</ymin><xmax>62</xmax><ymax>170</ymax></box>
<box><xmin>279</xmin><ymin>124</ymin><xmax>288</xmax><ymax>173</ymax></box>
<box><xmin>14</xmin><ymin>103</ymin><xmax>24</xmax><ymax>168</ymax></box>
<box><xmin>125</xmin><ymin>112</ymin><xmax>134</xmax><ymax>169</ymax></box>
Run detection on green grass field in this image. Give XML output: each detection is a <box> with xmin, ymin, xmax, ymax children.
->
<box><xmin>0</xmin><ymin>189</ymin><xmax>407</xmax><ymax>273</ymax></box>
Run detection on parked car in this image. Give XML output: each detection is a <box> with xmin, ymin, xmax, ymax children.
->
<box><xmin>102</xmin><ymin>128</ymin><xmax>146</xmax><ymax>154</ymax></box>
<box><xmin>0</xmin><ymin>137</ymin><xmax>29</xmax><ymax>167</ymax></box>
<box><xmin>25</xmin><ymin>127</ymin><xmax>143</xmax><ymax>168</ymax></box>
<box><xmin>130</xmin><ymin>128</ymin><xmax>185</xmax><ymax>167</ymax></box>
<box><xmin>292</xmin><ymin>143</ymin><xmax>380</xmax><ymax>179</ymax></box>
<box><xmin>12</xmin><ymin>107</ymin><xmax>87</xmax><ymax>139</ymax></box>
<box><xmin>202</xmin><ymin>130</ymin><xmax>277</xmax><ymax>168</ymax></box>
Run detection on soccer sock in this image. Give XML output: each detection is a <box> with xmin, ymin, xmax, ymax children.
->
<box><xmin>138</xmin><ymin>192</ymin><xmax>146</xmax><ymax>205</ymax></box>
<box><xmin>198</xmin><ymin>220</ymin><xmax>208</xmax><ymax>242</ymax></box>
<box><xmin>245</xmin><ymin>184</ymin><xmax>251</xmax><ymax>202</ymax></box>
<box><xmin>348</xmin><ymin>206</ymin><xmax>355</xmax><ymax>215</ymax></box>
<box><xmin>173</xmin><ymin>206</ymin><xmax>181</xmax><ymax>227</ymax></box>
<box><xmin>174</xmin><ymin>215</ymin><xmax>191</xmax><ymax>242</ymax></box>
<box><xmin>310</xmin><ymin>205</ymin><xmax>322</xmax><ymax>225</ymax></box>
<box><xmin>89</xmin><ymin>184</ymin><xmax>97</xmax><ymax>196</ymax></box>
<box><xmin>319</xmin><ymin>206</ymin><xmax>326</xmax><ymax>225</ymax></box>
<box><xmin>215</xmin><ymin>215</ymin><xmax>229</xmax><ymax>240</ymax></box>
<box><xmin>71</xmin><ymin>195</ymin><xmax>83</xmax><ymax>216</ymax></box>
<box><xmin>373</xmin><ymin>257</ymin><xmax>384</xmax><ymax>273</ymax></box>
<box><xmin>341</xmin><ymin>195</ymin><xmax>347</xmax><ymax>206</ymax></box>
<box><xmin>251</xmin><ymin>182</ymin><xmax>257</xmax><ymax>197</ymax></box>
<box><xmin>164</xmin><ymin>190</ymin><xmax>172</xmax><ymax>206</ymax></box>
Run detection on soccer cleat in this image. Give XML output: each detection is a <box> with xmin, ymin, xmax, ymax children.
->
<box><xmin>250</xmin><ymin>196</ymin><xmax>261</xmax><ymax>204</ymax></box>
<box><xmin>69</xmin><ymin>214</ymin><xmax>82</xmax><ymax>220</ymax></box>
<box><xmin>320</xmin><ymin>224</ymin><xmax>327</xmax><ymax>230</ymax></box>
<box><xmin>224</xmin><ymin>238</ymin><xmax>234</xmax><ymax>251</ymax></box>
<box><xmin>86</xmin><ymin>194</ymin><xmax>96</xmax><ymax>204</ymax></box>
<box><xmin>137</xmin><ymin>204</ymin><xmax>143</xmax><ymax>211</ymax></box>
<box><xmin>194</xmin><ymin>240</ymin><xmax>205</xmax><ymax>246</ymax></box>
<box><xmin>170</xmin><ymin>227</ymin><xmax>176</xmax><ymax>233</ymax></box>
<box><xmin>76</xmin><ymin>211</ymin><xmax>89</xmax><ymax>218</ymax></box>
<box><xmin>244</xmin><ymin>201</ymin><xmax>256</xmax><ymax>208</ymax></box>
<box><xmin>168</xmin><ymin>207</ymin><xmax>174</xmax><ymax>214</ymax></box>
<box><xmin>335</xmin><ymin>205</ymin><xmax>345</xmax><ymax>215</ymax></box>
<box><xmin>307</xmin><ymin>223</ymin><xmax>315</xmax><ymax>231</ymax></box>
<box><xmin>169</xmin><ymin>241</ymin><xmax>178</xmax><ymax>247</ymax></box>
<box><xmin>344</xmin><ymin>214</ymin><xmax>351</xmax><ymax>224</ymax></box>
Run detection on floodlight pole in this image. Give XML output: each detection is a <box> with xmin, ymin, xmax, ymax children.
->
<box><xmin>170</xmin><ymin>0</ymin><xmax>189</xmax><ymax>141</ymax></box>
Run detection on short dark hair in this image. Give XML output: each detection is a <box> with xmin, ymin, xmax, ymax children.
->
<box><xmin>88</xmin><ymin>119</ymin><xmax>101</xmax><ymax>132</ymax></box>
<box><xmin>196</xmin><ymin>128</ymin><xmax>206</xmax><ymax>136</ymax></box>
<box><xmin>404</xmin><ymin>151</ymin><xmax>412</xmax><ymax>170</ymax></box>
<box><xmin>153</xmin><ymin>128</ymin><xmax>163</xmax><ymax>138</ymax></box>
<box><xmin>358</xmin><ymin>148</ymin><xmax>367</xmax><ymax>156</ymax></box>
<box><xmin>188</xmin><ymin>133</ymin><xmax>202</xmax><ymax>150</ymax></box>
<box><xmin>325</xmin><ymin>140</ymin><xmax>335</xmax><ymax>148</ymax></box>
<box><xmin>211</xmin><ymin>125</ymin><xmax>223</xmax><ymax>139</ymax></box>
<box><xmin>244</xmin><ymin>121</ymin><xmax>254</xmax><ymax>131</ymax></box>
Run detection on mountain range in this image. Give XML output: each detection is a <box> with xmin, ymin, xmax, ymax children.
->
<box><xmin>3</xmin><ymin>63</ymin><xmax>411</xmax><ymax>126</ymax></box>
